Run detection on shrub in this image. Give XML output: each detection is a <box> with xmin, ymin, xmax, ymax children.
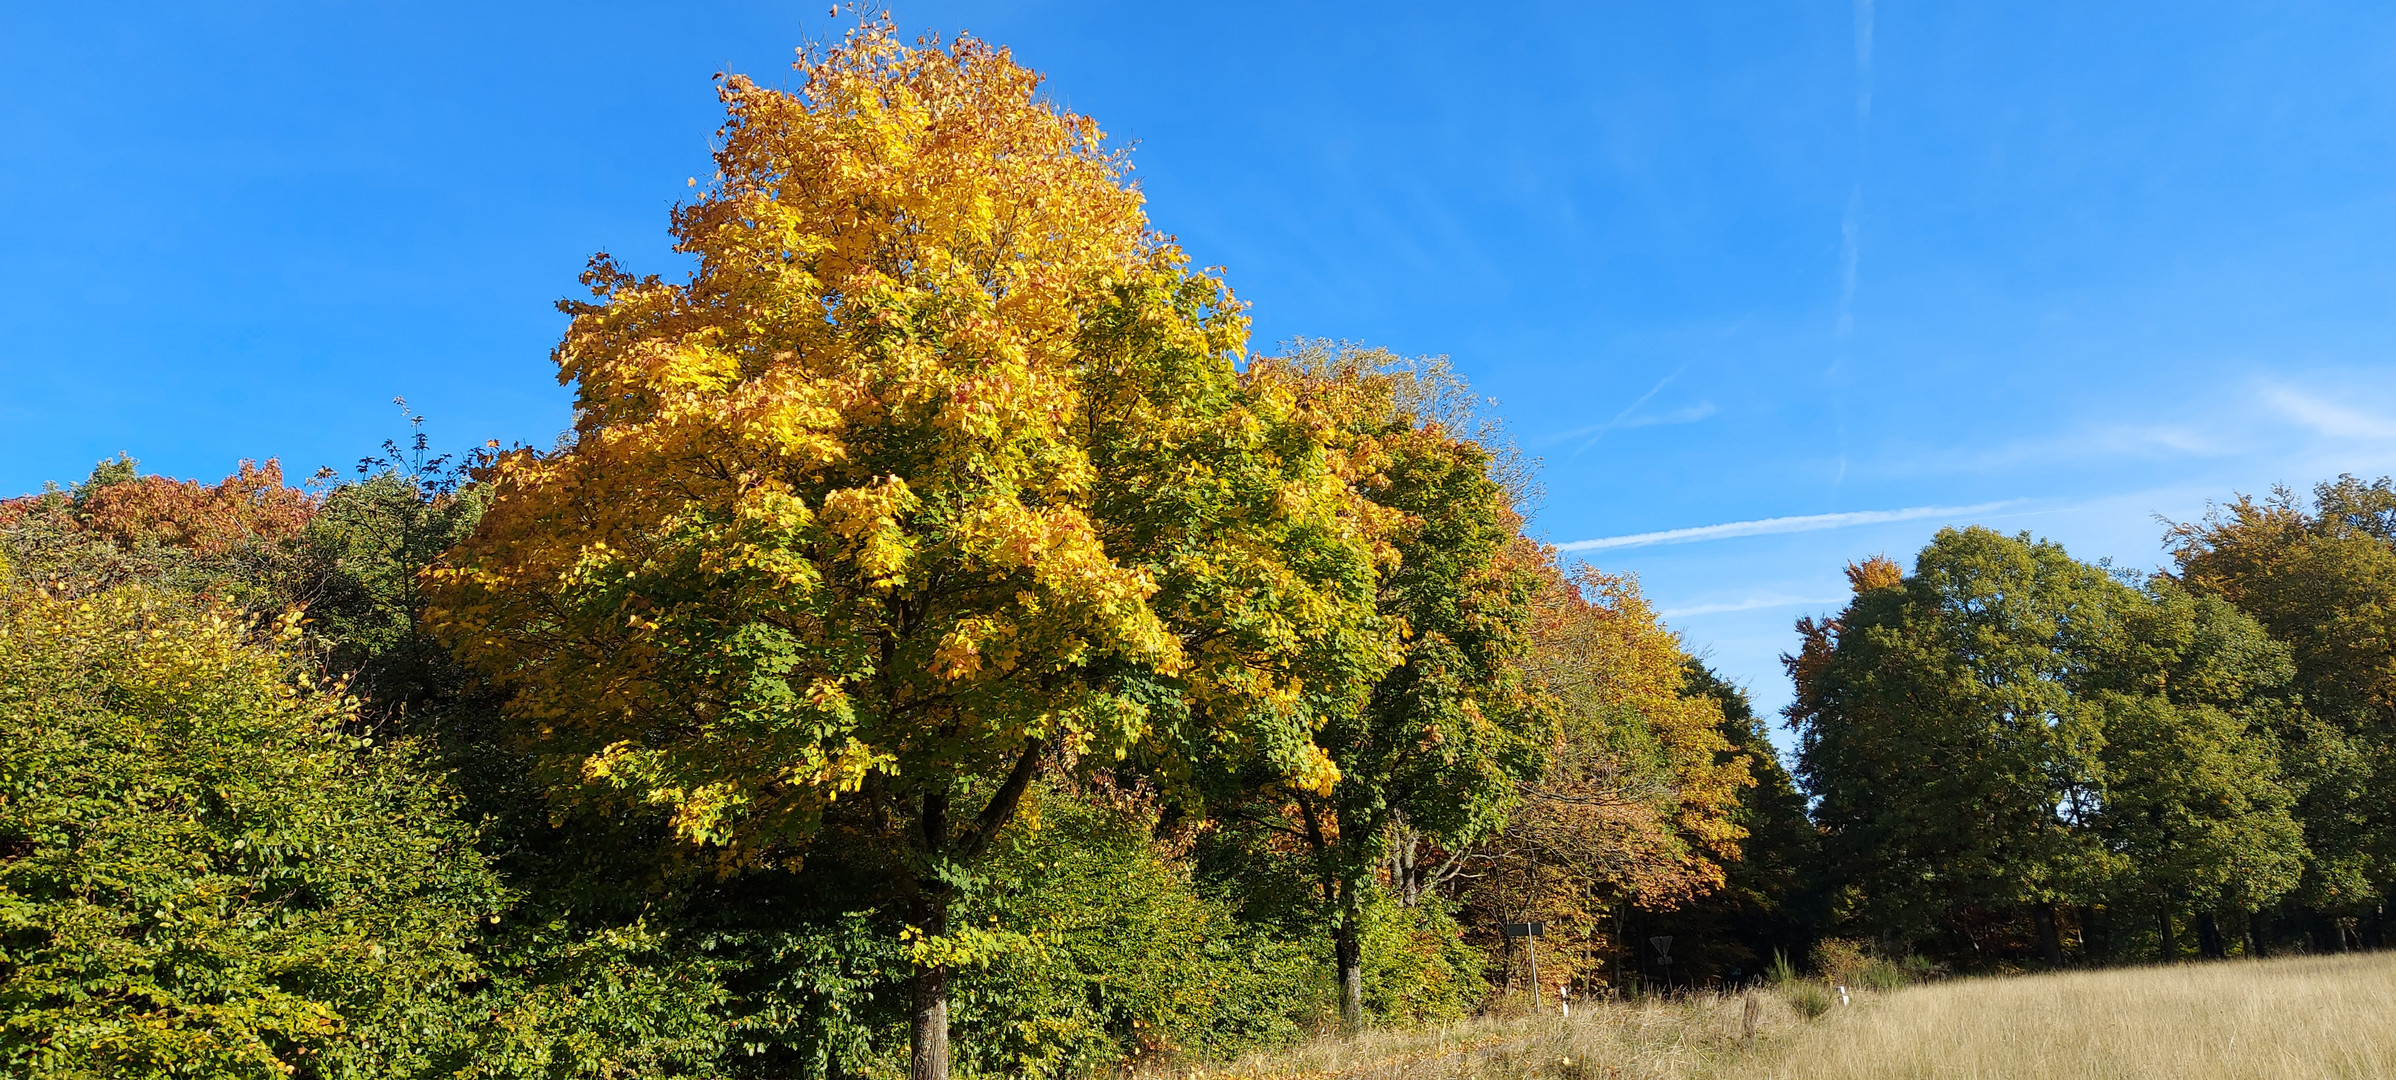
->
<box><xmin>1810</xmin><ymin>937</ymin><xmax>1871</xmax><ymax>986</ymax></box>
<box><xmin>0</xmin><ymin>584</ymin><xmax>505</xmax><ymax>1078</ymax></box>
<box><xmin>1357</xmin><ymin>890</ymin><xmax>1488</xmax><ymax>1027</ymax></box>
<box><xmin>1784</xmin><ymin>981</ymin><xmax>1835</xmax><ymax>1020</ymax></box>
<box><xmin>946</xmin><ymin>789</ymin><xmax>1322</xmax><ymax>1076</ymax></box>
<box><xmin>1857</xmin><ymin>957</ymin><xmax>1909</xmax><ymax>991</ymax></box>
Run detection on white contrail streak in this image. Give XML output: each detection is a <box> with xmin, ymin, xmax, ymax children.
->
<box><xmin>1555</xmin><ymin>501</ymin><xmax>2016</xmax><ymax>552</ymax></box>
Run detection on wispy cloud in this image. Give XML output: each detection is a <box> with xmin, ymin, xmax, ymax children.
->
<box><xmin>1556</xmin><ymin>500</ymin><xmax>2017</xmax><ymax>552</ymax></box>
<box><xmin>1545</xmin><ymin>400</ymin><xmax>1717</xmax><ymax>444</ymax></box>
<box><xmin>2266</xmin><ymin>385</ymin><xmax>2396</xmax><ymax>439</ymax></box>
<box><xmin>1624</xmin><ymin>401</ymin><xmax>1718</xmax><ymax>428</ymax></box>
<box><xmin>1662</xmin><ymin>593</ymin><xmax>1847</xmax><ymax>618</ymax></box>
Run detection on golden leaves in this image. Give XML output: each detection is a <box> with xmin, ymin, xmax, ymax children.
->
<box><xmin>414</xmin><ymin>18</ymin><xmax>1427</xmax><ymax>889</ymax></box>
<box><xmin>819</xmin><ymin>474</ymin><xmax>918</xmax><ymax>589</ymax></box>
<box><xmin>1502</xmin><ymin>556</ymin><xmax>1753</xmax><ymax>908</ymax></box>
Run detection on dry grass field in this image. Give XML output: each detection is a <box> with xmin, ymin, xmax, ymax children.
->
<box><xmin>1144</xmin><ymin>951</ymin><xmax>2396</xmax><ymax>1080</ymax></box>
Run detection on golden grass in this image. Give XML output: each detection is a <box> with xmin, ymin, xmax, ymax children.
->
<box><xmin>1752</xmin><ymin>952</ymin><xmax>2396</xmax><ymax>1080</ymax></box>
<box><xmin>1141</xmin><ymin>952</ymin><xmax>2396</xmax><ymax>1080</ymax></box>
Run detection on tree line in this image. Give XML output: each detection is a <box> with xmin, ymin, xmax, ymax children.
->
<box><xmin>1</xmin><ymin>21</ymin><xmax>2389</xmax><ymax>1080</ymax></box>
<box><xmin>1790</xmin><ymin>479</ymin><xmax>2396</xmax><ymax>967</ymax></box>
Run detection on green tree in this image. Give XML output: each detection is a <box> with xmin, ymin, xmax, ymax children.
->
<box><xmin>1792</xmin><ymin>531</ymin><xmax>2122</xmax><ymax>965</ymax></box>
<box><xmin>0</xmin><ymin>584</ymin><xmax>505</xmax><ymax>1078</ymax></box>
<box><xmin>2168</xmin><ymin>475</ymin><xmax>2396</xmax><ymax>933</ymax></box>
<box><xmin>1795</xmin><ymin>532</ymin><xmax>2319</xmax><ymax>968</ymax></box>
<box><xmin>2091</xmin><ymin>583</ymin><xmax>2305</xmax><ymax>959</ymax></box>
<box><xmin>1200</xmin><ymin>346</ymin><xmax>1541</xmax><ymax>1032</ymax></box>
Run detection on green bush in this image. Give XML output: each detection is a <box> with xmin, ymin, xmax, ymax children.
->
<box><xmin>944</xmin><ymin>789</ymin><xmax>1321</xmax><ymax>1077</ymax></box>
<box><xmin>1357</xmin><ymin>890</ymin><xmax>1487</xmax><ymax>1026</ymax></box>
<box><xmin>1784</xmin><ymin>981</ymin><xmax>1835</xmax><ymax>1020</ymax></box>
<box><xmin>0</xmin><ymin>585</ymin><xmax>506</xmax><ymax>1078</ymax></box>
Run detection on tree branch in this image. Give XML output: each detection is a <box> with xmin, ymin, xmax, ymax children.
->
<box><xmin>958</xmin><ymin>738</ymin><xmax>1044</xmax><ymax>864</ymax></box>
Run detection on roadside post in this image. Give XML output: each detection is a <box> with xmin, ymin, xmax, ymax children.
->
<box><xmin>1505</xmin><ymin>921</ymin><xmax>1546</xmax><ymax>1010</ymax></box>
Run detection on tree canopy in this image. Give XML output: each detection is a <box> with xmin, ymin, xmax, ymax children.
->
<box><xmin>2168</xmin><ymin>475</ymin><xmax>2396</xmax><ymax>915</ymax></box>
<box><xmin>1792</xmin><ymin>529</ymin><xmax>2307</xmax><ymax>964</ymax></box>
<box><xmin>419</xmin><ymin>25</ymin><xmax>1400</xmax><ymax>1078</ymax></box>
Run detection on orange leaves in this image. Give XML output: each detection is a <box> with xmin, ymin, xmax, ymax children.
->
<box><xmin>1490</xmin><ymin>555</ymin><xmax>1754</xmax><ymax>915</ymax></box>
<box><xmin>1845</xmin><ymin>554</ymin><xmax>1904</xmax><ymax>594</ymax></box>
<box><xmin>66</xmin><ymin>459</ymin><xmax>314</xmax><ymax>559</ymax></box>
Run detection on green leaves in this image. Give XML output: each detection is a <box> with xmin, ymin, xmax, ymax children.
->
<box><xmin>2169</xmin><ymin>475</ymin><xmax>2396</xmax><ymax>910</ymax></box>
<box><xmin>0</xmin><ymin>586</ymin><xmax>505</xmax><ymax>1078</ymax></box>
<box><xmin>1795</xmin><ymin>528</ymin><xmax>2309</xmax><ymax>956</ymax></box>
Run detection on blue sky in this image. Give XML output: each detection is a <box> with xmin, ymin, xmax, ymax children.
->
<box><xmin>6</xmin><ymin>2</ymin><xmax>2395</xmax><ymax>735</ymax></box>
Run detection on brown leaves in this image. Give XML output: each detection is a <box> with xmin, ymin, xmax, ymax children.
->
<box><xmin>52</xmin><ymin>460</ymin><xmax>312</xmax><ymax>559</ymax></box>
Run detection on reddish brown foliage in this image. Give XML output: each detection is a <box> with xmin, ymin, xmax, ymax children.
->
<box><xmin>76</xmin><ymin>461</ymin><xmax>314</xmax><ymax>556</ymax></box>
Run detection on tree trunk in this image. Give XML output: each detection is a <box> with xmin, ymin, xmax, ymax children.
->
<box><xmin>1335</xmin><ymin>878</ymin><xmax>1364</xmax><ymax>1034</ymax></box>
<box><xmin>910</xmin><ymin>938</ymin><xmax>950</xmax><ymax>1080</ymax></box>
<box><xmin>911</xmin><ymin>806</ymin><xmax>952</xmax><ymax>1080</ymax></box>
<box><xmin>2033</xmin><ymin>902</ymin><xmax>2065</xmax><ymax>967</ymax></box>
<box><xmin>2196</xmin><ymin>911</ymin><xmax>2226</xmax><ymax>959</ymax></box>
<box><xmin>1390</xmin><ymin>821</ymin><xmax>1420</xmax><ymax>907</ymax></box>
<box><xmin>901</xmin><ymin>743</ymin><xmax>1042</xmax><ymax>1080</ymax></box>
<box><xmin>2158</xmin><ymin>902</ymin><xmax>2177</xmax><ymax>962</ymax></box>
<box><xmin>2078</xmin><ymin>904</ymin><xmax>2105</xmax><ymax>961</ymax></box>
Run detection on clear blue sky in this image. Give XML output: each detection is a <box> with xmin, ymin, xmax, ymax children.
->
<box><xmin>7</xmin><ymin>2</ymin><xmax>2395</xmax><ymax>733</ymax></box>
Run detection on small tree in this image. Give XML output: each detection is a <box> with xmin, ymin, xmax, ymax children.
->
<box><xmin>1186</xmin><ymin>346</ymin><xmax>1542</xmax><ymax>1032</ymax></box>
<box><xmin>1467</xmin><ymin>564</ymin><xmax>1751</xmax><ymax>992</ymax></box>
<box><xmin>0</xmin><ymin>584</ymin><xmax>503</xmax><ymax>1078</ymax></box>
<box><xmin>423</xmin><ymin>25</ymin><xmax>1387</xmax><ymax>1078</ymax></box>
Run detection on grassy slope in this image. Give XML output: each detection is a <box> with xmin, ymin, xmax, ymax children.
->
<box><xmin>1144</xmin><ymin>952</ymin><xmax>2396</xmax><ymax>1080</ymax></box>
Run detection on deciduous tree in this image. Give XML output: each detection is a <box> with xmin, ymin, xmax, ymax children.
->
<box><xmin>2168</xmin><ymin>476</ymin><xmax>2396</xmax><ymax>924</ymax></box>
<box><xmin>1466</xmin><ymin>562</ymin><xmax>1750</xmax><ymax>991</ymax></box>
<box><xmin>1793</xmin><ymin>531</ymin><xmax>2121</xmax><ymax>963</ymax></box>
<box><xmin>421</xmin><ymin>25</ymin><xmax>1388</xmax><ymax>1078</ymax></box>
<box><xmin>0</xmin><ymin>584</ymin><xmax>503</xmax><ymax>1078</ymax></box>
<box><xmin>1264</xmin><ymin>347</ymin><xmax>1540</xmax><ymax>1032</ymax></box>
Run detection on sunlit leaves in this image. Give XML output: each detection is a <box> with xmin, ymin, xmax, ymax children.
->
<box><xmin>421</xmin><ymin>23</ymin><xmax>1388</xmax><ymax>904</ymax></box>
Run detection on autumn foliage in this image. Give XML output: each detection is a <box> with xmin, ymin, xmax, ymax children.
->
<box><xmin>23</xmin><ymin>16</ymin><xmax>2390</xmax><ymax>1080</ymax></box>
<box><xmin>417</xmin><ymin>23</ymin><xmax>1409</xmax><ymax>1077</ymax></box>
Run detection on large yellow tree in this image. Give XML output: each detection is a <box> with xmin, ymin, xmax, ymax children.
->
<box><xmin>424</xmin><ymin>24</ymin><xmax>1390</xmax><ymax>1079</ymax></box>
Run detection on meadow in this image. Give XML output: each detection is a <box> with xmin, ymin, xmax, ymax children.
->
<box><xmin>1155</xmin><ymin>952</ymin><xmax>2396</xmax><ymax>1080</ymax></box>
